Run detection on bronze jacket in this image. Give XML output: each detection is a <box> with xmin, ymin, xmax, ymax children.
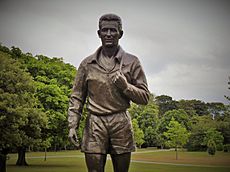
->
<box><xmin>68</xmin><ymin>46</ymin><xmax>149</xmax><ymax>128</ymax></box>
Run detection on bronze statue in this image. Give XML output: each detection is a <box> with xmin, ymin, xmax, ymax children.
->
<box><xmin>68</xmin><ymin>14</ymin><xmax>149</xmax><ymax>172</ymax></box>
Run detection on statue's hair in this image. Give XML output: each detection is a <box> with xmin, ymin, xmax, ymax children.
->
<box><xmin>99</xmin><ymin>14</ymin><xmax>122</xmax><ymax>31</ymax></box>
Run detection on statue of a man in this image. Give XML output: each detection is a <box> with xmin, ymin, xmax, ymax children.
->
<box><xmin>68</xmin><ymin>13</ymin><xmax>149</xmax><ymax>172</ymax></box>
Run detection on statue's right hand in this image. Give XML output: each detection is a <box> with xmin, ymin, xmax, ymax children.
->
<box><xmin>68</xmin><ymin>128</ymin><xmax>80</xmax><ymax>148</ymax></box>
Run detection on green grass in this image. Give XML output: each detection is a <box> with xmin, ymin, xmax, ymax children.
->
<box><xmin>6</xmin><ymin>149</ymin><xmax>230</xmax><ymax>172</ymax></box>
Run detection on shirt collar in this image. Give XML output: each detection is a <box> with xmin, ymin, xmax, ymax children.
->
<box><xmin>87</xmin><ymin>46</ymin><xmax>124</xmax><ymax>64</ymax></box>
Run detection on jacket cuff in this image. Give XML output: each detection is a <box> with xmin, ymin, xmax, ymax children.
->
<box><xmin>68</xmin><ymin>111</ymin><xmax>81</xmax><ymax>129</ymax></box>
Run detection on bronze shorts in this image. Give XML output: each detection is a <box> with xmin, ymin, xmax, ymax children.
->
<box><xmin>81</xmin><ymin>111</ymin><xmax>135</xmax><ymax>154</ymax></box>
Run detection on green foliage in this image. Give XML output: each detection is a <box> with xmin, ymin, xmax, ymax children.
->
<box><xmin>0</xmin><ymin>44</ymin><xmax>76</xmax><ymax>151</ymax></box>
<box><xmin>188</xmin><ymin>100</ymin><xmax>209</xmax><ymax>116</ymax></box>
<box><xmin>187</xmin><ymin>115</ymin><xmax>216</xmax><ymax>151</ymax></box>
<box><xmin>161</xmin><ymin>109</ymin><xmax>191</xmax><ymax>130</ymax></box>
<box><xmin>216</xmin><ymin>108</ymin><xmax>230</xmax><ymax>144</ymax></box>
<box><xmin>163</xmin><ymin>117</ymin><xmax>190</xmax><ymax>159</ymax></box>
<box><xmin>206</xmin><ymin>102</ymin><xmax>226</xmax><ymax>120</ymax></box>
<box><xmin>0</xmin><ymin>51</ymin><xmax>47</xmax><ymax>150</ymax></box>
<box><xmin>223</xmin><ymin>144</ymin><xmax>230</xmax><ymax>152</ymax></box>
<box><xmin>13</xmin><ymin>49</ymin><xmax>76</xmax><ymax>150</ymax></box>
<box><xmin>129</xmin><ymin>99</ymin><xmax>159</xmax><ymax>147</ymax></box>
<box><xmin>176</xmin><ymin>100</ymin><xmax>197</xmax><ymax>116</ymax></box>
<box><xmin>203</xmin><ymin>128</ymin><xmax>224</xmax><ymax>151</ymax></box>
<box><xmin>132</xmin><ymin>119</ymin><xmax>144</xmax><ymax>147</ymax></box>
<box><xmin>157</xmin><ymin>109</ymin><xmax>190</xmax><ymax>148</ymax></box>
<box><xmin>207</xmin><ymin>139</ymin><xmax>216</xmax><ymax>155</ymax></box>
<box><xmin>177</xmin><ymin>99</ymin><xmax>209</xmax><ymax>116</ymax></box>
<box><xmin>1</xmin><ymin>44</ymin><xmax>229</xmax><ymax>154</ymax></box>
<box><xmin>163</xmin><ymin>117</ymin><xmax>190</xmax><ymax>149</ymax></box>
<box><xmin>155</xmin><ymin>95</ymin><xmax>177</xmax><ymax>116</ymax></box>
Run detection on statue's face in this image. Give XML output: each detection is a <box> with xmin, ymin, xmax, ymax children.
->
<box><xmin>98</xmin><ymin>21</ymin><xmax>123</xmax><ymax>48</ymax></box>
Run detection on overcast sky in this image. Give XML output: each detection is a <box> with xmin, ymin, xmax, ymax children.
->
<box><xmin>0</xmin><ymin>0</ymin><xmax>229</xmax><ymax>104</ymax></box>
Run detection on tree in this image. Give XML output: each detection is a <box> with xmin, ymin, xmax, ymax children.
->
<box><xmin>11</xmin><ymin>50</ymin><xmax>76</xmax><ymax>150</ymax></box>
<box><xmin>132</xmin><ymin>119</ymin><xmax>144</xmax><ymax>148</ymax></box>
<box><xmin>160</xmin><ymin>109</ymin><xmax>191</xmax><ymax>130</ymax></box>
<box><xmin>0</xmin><ymin>52</ymin><xmax>47</xmax><ymax>171</ymax></box>
<box><xmin>176</xmin><ymin>99</ymin><xmax>197</xmax><ymax>116</ymax></box>
<box><xmin>29</xmin><ymin>57</ymin><xmax>76</xmax><ymax>150</ymax></box>
<box><xmin>207</xmin><ymin>139</ymin><xmax>216</xmax><ymax>155</ymax></box>
<box><xmin>189</xmin><ymin>100</ymin><xmax>209</xmax><ymax>116</ymax></box>
<box><xmin>176</xmin><ymin>99</ymin><xmax>209</xmax><ymax>116</ymax></box>
<box><xmin>187</xmin><ymin>115</ymin><xmax>216</xmax><ymax>151</ymax></box>
<box><xmin>157</xmin><ymin>109</ymin><xmax>191</xmax><ymax>149</ymax></box>
<box><xmin>163</xmin><ymin>117</ymin><xmax>190</xmax><ymax>160</ymax></box>
<box><xmin>217</xmin><ymin>109</ymin><xmax>230</xmax><ymax>144</ymax></box>
<box><xmin>203</xmin><ymin>128</ymin><xmax>224</xmax><ymax>151</ymax></box>
<box><xmin>206</xmin><ymin>102</ymin><xmax>226</xmax><ymax>120</ymax></box>
<box><xmin>0</xmin><ymin>45</ymin><xmax>77</xmax><ymax>152</ymax></box>
<box><xmin>155</xmin><ymin>95</ymin><xmax>177</xmax><ymax>117</ymax></box>
<box><xmin>225</xmin><ymin>76</ymin><xmax>230</xmax><ymax>102</ymax></box>
<box><xmin>128</xmin><ymin>94</ymin><xmax>160</xmax><ymax>147</ymax></box>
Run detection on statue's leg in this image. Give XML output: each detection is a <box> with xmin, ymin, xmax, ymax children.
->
<box><xmin>85</xmin><ymin>153</ymin><xmax>107</xmax><ymax>172</ymax></box>
<box><xmin>111</xmin><ymin>152</ymin><xmax>131</xmax><ymax>172</ymax></box>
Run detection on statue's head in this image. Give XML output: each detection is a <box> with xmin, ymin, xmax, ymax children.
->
<box><xmin>98</xmin><ymin>14</ymin><xmax>123</xmax><ymax>48</ymax></box>
<box><xmin>99</xmin><ymin>14</ymin><xmax>122</xmax><ymax>32</ymax></box>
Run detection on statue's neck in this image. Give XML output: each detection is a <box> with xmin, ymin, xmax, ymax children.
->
<box><xmin>102</xmin><ymin>46</ymin><xmax>119</xmax><ymax>58</ymax></box>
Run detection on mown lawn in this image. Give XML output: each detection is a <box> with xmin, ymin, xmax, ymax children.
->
<box><xmin>6</xmin><ymin>149</ymin><xmax>230</xmax><ymax>172</ymax></box>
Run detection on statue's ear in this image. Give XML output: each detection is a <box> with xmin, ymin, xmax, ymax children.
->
<box><xmin>119</xmin><ymin>30</ymin><xmax>123</xmax><ymax>39</ymax></box>
<box><xmin>97</xmin><ymin>30</ymin><xmax>101</xmax><ymax>38</ymax></box>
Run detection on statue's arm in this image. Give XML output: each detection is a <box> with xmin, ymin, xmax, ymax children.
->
<box><xmin>113</xmin><ymin>58</ymin><xmax>149</xmax><ymax>105</ymax></box>
<box><xmin>123</xmin><ymin>59</ymin><xmax>149</xmax><ymax>105</ymax></box>
<box><xmin>68</xmin><ymin>63</ymin><xmax>87</xmax><ymax>145</ymax></box>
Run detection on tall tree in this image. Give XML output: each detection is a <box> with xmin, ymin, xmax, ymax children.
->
<box><xmin>158</xmin><ymin>109</ymin><xmax>190</xmax><ymax>149</ymax></box>
<box><xmin>0</xmin><ymin>52</ymin><xmax>47</xmax><ymax>171</ymax></box>
<box><xmin>190</xmin><ymin>100</ymin><xmax>209</xmax><ymax>116</ymax></box>
<box><xmin>163</xmin><ymin>117</ymin><xmax>190</xmax><ymax>160</ymax></box>
<box><xmin>176</xmin><ymin>99</ymin><xmax>197</xmax><ymax>116</ymax></box>
<box><xmin>155</xmin><ymin>95</ymin><xmax>177</xmax><ymax>117</ymax></box>
<box><xmin>9</xmin><ymin>48</ymin><xmax>76</xmax><ymax>150</ymax></box>
<box><xmin>187</xmin><ymin>115</ymin><xmax>216</xmax><ymax>151</ymax></box>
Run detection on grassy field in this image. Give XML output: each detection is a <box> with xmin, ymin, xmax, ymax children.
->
<box><xmin>6</xmin><ymin>149</ymin><xmax>230</xmax><ymax>172</ymax></box>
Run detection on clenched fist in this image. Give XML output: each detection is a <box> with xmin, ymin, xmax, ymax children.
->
<box><xmin>112</xmin><ymin>71</ymin><xmax>128</xmax><ymax>91</ymax></box>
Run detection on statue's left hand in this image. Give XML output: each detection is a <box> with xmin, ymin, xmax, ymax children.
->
<box><xmin>68</xmin><ymin>128</ymin><xmax>80</xmax><ymax>148</ymax></box>
<box><xmin>112</xmin><ymin>71</ymin><xmax>128</xmax><ymax>91</ymax></box>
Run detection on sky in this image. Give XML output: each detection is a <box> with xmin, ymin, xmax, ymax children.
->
<box><xmin>0</xmin><ymin>0</ymin><xmax>229</xmax><ymax>104</ymax></box>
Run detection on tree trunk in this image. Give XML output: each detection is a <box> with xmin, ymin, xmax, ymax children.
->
<box><xmin>16</xmin><ymin>146</ymin><xmax>28</xmax><ymax>166</ymax></box>
<box><xmin>44</xmin><ymin>148</ymin><xmax>47</xmax><ymax>161</ymax></box>
<box><xmin>0</xmin><ymin>149</ymin><xmax>8</xmax><ymax>172</ymax></box>
<box><xmin>175</xmin><ymin>146</ymin><xmax>178</xmax><ymax>160</ymax></box>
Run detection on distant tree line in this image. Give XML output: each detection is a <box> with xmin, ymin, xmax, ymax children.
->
<box><xmin>0</xmin><ymin>44</ymin><xmax>229</xmax><ymax>171</ymax></box>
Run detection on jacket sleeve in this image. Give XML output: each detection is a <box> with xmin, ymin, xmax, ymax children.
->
<box><xmin>123</xmin><ymin>58</ymin><xmax>150</xmax><ymax>105</ymax></box>
<box><xmin>68</xmin><ymin>63</ymin><xmax>87</xmax><ymax>129</ymax></box>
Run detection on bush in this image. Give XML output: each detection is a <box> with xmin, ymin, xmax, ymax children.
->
<box><xmin>223</xmin><ymin>144</ymin><xmax>230</xmax><ymax>152</ymax></box>
<box><xmin>216</xmin><ymin>144</ymin><xmax>223</xmax><ymax>151</ymax></box>
<box><xmin>207</xmin><ymin>139</ymin><xmax>216</xmax><ymax>155</ymax></box>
